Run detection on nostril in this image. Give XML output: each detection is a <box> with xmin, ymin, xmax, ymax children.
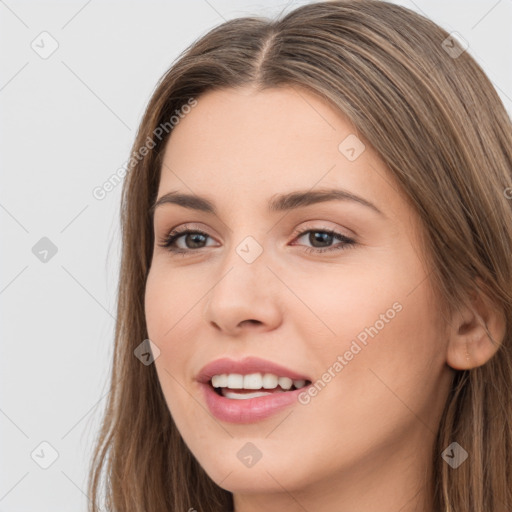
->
<box><xmin>240</xmin><ymin>319</ymin><xmax>261</xmax><ymax>327</ymax></box>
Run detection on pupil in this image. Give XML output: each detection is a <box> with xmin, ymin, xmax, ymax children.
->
<box><xmin>311</xmin><ymin>231</ymin><xmax>332</xmax><ymax>248</ymax></box>
<box><xmin>187</xmin><ymin>233</ymin><xmax>206</xmax><ymax>248</ymax></box>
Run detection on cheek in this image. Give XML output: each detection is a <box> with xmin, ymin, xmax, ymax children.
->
<box><xmin>144</xmin><ymin>266</ymin><xmax>198</xmax><ymax>401</ymax></box>
<box><xmin>286</xmin><ymin>251</ymin><xmax>424</xmax><ymax>352</ymax></box>
<box><xmin>144</xmin><ymin>263</ymin><xmax>202</xmax><ymax>346</ymax></box>
<box><xmin>294</xmin><ymin>246</ymin><xmax>443</xmax><ymax>398</ymax></box>
<box><xmin>145</xmin><ymin>268</ymin><xmax>201</xmax><ymax>431</ymax></box>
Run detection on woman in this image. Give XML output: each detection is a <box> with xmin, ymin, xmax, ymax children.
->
<box><xmin>88</xmin><ymin>1</ymin><xmax>512</xmax><ymax>510</ymax></box>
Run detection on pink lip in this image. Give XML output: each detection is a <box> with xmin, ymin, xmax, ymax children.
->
<box><xmin>196</xmin><ymin>356</ymin><xmax>312</xmax><ymax>424</ymax></box>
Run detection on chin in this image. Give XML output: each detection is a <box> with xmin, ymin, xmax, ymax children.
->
<box><xmin>194</xmin><ymin>448</ymin><xmax>314</xmax><ymax>494</ymax></box>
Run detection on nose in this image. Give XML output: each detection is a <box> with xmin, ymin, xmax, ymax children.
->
<box><xmin>202</xmin><ymin>242</ymin><xmax>283</xmax><ymax>336</ymax></box>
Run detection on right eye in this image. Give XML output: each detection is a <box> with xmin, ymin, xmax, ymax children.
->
<box><xmin>158</xmin><ymin>226</ymin><xmax>218</xmax><ymax>254</ymax></box>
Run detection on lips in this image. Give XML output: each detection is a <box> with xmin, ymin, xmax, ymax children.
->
<box><xmin>196</xmin><ymin>356</ymin><xmax>313</xmax><ymax>423</ymax></box>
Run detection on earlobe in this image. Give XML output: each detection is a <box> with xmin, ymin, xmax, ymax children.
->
<box><xmin>446</xmin><ymin>286</ymin><xmax>506</xmax><ymax>371</ymax></box>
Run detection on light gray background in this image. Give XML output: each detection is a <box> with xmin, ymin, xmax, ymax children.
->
<box><xmin>1</xmin><ymin>1</ymin><xmax>511</xmax><ymax>510</ymax></box>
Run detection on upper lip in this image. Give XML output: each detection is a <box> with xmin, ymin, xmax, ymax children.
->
<box><xmin>196</xmin><ymin>356</ymin><xmax>311</xmax><ymax>384</ymax></box>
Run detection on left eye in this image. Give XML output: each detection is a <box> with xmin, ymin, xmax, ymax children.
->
<box><xmin>292</xmin><ymin>229</ymin><xmax>356</xmax><ymax>253</ymax></box>
<box><xmin>158</xmin><ymin>228</ymin><xmax>356</xmax><ymax>255</ymax></box>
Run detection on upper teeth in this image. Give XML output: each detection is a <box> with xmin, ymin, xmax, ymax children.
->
<box><xmin>211</xmin><ymin>373</ymin><xmax>307</xmax><ymax>390</ymax></box>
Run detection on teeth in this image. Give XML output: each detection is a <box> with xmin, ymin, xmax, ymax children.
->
<box><xmin>262</xmin><ymin>373</ymin><xmax>278</xmax><ymax>389</ymax></box>
<box><xmin>210</xmin><ymin>372</ymin><xmax>308</xmax><ymax>390</ymax></box>
<box><xmin>226</xmin><ymin>374</ymin><xmax>244</xmax><ymax>389</ymax></box>
<box><xmin>278</xmin><ymin>377</ymin><xmax>293</xmax><ymax>390</ymax></box>
<box><xmin>244</xmin><ymin>373</ymin><xmax>263</xmax><ymax>389</ymax></box>
<box><xmin>211</xmin><ymin>374</ymin><xmax>228</xmax><ymax>388</ymax></box>
<box><xmin>222</xmin><ymin>390</ymin><xmax>276</xmax><ymax>400</ymax></box>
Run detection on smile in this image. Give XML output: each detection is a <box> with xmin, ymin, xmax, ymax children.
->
<box><xmin>196</xmin><ymin>357</ymin><xmax>313</xmax><ymax>423</ymax></box>
<box><xmin>211</xmin><ymin>372</ymin><xmax>309</xmax><ymax>399</ymax></box>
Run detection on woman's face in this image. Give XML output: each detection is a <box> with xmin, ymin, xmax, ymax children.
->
<box><xmin>145</xmin><ymin>86</ymin><xmax>453</xmax><ymax>503</ymax></box>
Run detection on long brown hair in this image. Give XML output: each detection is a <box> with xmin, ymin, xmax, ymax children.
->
<box><xmin>88</xmin><ymin>1</ymin><xmax>512</xmax><ymax>510</ymax></box>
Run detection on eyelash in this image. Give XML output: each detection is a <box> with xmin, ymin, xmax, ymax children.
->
<box><xmin>157</xmin><ymin>224</ymin><xmax>356</xmax><ymax>256</ymax></box>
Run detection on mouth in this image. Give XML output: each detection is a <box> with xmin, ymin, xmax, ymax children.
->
<box><xmin>197</xmin><ymin>357</ymin><xmax>313</xmax><ymax>423</ymax></box>
<box><xmin>209</xmin><ymin>372</ymin><xmax>312</xmax><ymax>399</ymax></box>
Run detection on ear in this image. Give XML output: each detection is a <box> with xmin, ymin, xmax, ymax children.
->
<box><xmin>446</xmin><ymin>283</ymin><xmax>507</xmax><ymax>370</ymax></box>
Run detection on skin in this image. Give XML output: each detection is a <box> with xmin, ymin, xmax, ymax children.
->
<box><xmin>144</xmin><ymin>85</ymin><xmax>504</xmax><ymax>512</ymax></box>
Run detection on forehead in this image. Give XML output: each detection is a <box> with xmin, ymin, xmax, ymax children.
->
<box><xmin>158</xmin><ymin>86</ymin><xmax>407</xmax><ymax>224</ymax></box>
<box><xmin>164</xmin><ymin>86</ymin><xmax>357</xmax><ymax>166</ymax></box>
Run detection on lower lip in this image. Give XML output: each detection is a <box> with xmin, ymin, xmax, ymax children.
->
<box><xmin>200</xmin><ymin>382</ymin><xmax>306</xmax><ymax>423</ymax></box>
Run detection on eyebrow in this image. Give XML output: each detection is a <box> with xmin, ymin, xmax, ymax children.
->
<box><xmin>151</xmin><ymin>188</ymin><xmax>384</xmax><ymax>217</ymax></box>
